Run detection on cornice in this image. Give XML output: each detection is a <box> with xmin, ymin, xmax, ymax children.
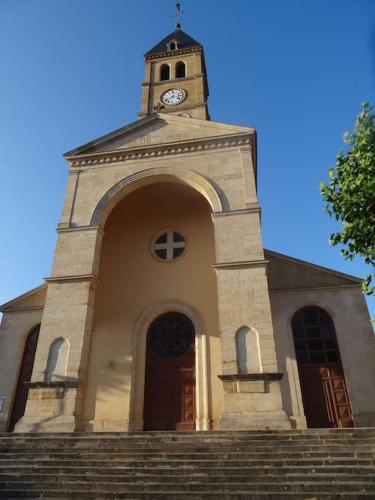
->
<box><xmin>213</xmin><ymin>206</ymin><xmax>260</xmax><ymax>217</ymax></box>
<box><xmin>66</xmin><ymin>133</ymin><xmax>252</xmax><ymax>168</ymax></box>
<box><xmin>269</xmin><ymin>284</ymin><xmax>360</xmax><ymax>293</ymax></box>
<box><xmin>142</xmin><ymin>74</ymin><xmax>203</xmax><ymax>87</ymax></box>
<box><xmin>45</xmin><ymin>274</ymin><xmax>99</xmax><ymax>284</ymax></box>
<box><xmin>0</xmin><ymin>306</ymin><xmax>44</xmax><ymax>313</ymax></box>
<box><xmin>145</xmin><ymin>47</ymin><xmax>203</xmax><ymax>61</ymax></box>
<box><xmin>138</xmin><ymin>102</ymin><xmax>207</xmax><ymax>119</ymax></box>
<box><xmin>57</xmin><ymin>224</ymin><xmax>104</xmax><ymax>234</ymax></box>
<box><xmin>214</xmin><ymin>259</ymin><xmax>268</xmax><ymax>270</ymax></box>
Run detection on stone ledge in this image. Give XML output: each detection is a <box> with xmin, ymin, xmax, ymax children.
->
<box><xmin>44</xmin><ymin>274</ymin><xmax>99</xmax><ymax>284</ymax></box>
<box><xmin>25</xmin><ymin>381</ymin><xmax>80</xmax><ymax>389</ymax></box>
<box><xmin>66</xmin><ymin>134</ymin><xmax>252</xmax><ymax>167</ymax></box>
<box><xmin>214</xmin><ymin>260</ymin><xmax>269</xmax><ymax>269</ymax></box>
<box><xmin>218</xmin><ymin>373</ymin><xmax>284</xmax><ymax>382</ymax></box>
<box><xmin>212</xmin><ymin>206</ymin><xmax>260</xmax><ymax>217</ymax></box>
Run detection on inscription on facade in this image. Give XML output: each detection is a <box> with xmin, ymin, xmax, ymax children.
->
<box><xmin>123</xmin><ymin>133</ymin><xmax>189</xmax><ymax>147</ymax></box>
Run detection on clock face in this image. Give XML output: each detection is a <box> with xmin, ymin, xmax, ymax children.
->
<box><xmin>161</xmin><ymin>89</ymin><xmax>185</xmax><ymax>106</ymax></box>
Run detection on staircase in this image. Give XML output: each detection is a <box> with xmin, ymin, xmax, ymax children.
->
<box><xmin>1</xmin><ymin>429</ymin><xmax>375</xmax><ymax>499</ymax></box>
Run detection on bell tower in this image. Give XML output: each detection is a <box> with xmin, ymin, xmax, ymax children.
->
<box><xmin>139</xmin><ymin>24</ymin><xmax>210</xmax><ymax>120</ymax></box>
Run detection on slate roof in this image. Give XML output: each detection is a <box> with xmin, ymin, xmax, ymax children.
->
<box><xmin>145</xmin><ymin>27</ymin><xmax>202</xmax><ymax>57</ymax></box>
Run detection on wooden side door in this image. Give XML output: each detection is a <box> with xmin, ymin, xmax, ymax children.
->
<box><xmin>9</xmin><ymin>325</ymin><xmax>40</xmax><ymax>431</ymax></box>
<box><xmin>292</xmin><ymin>307</ymin><xmax>353</xmax><ymax>428</ymax></box>
<box><xmin>321</xmin><ymin>365</ymin><xmax>353</xmax><ymax>428</ymax></box>
<box><xmin>143</xmin><ymin>313</ymin><xmax>196</xmax><ymax>431</ymax></box>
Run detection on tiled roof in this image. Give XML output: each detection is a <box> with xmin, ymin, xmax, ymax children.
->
<box><xmin>145</xmin><ymin>27</ymin><xmax>202</xmax><ymax>57</ymax></box>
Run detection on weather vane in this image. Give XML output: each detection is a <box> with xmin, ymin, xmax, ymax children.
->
<box><xmin>174</xmin><ymin>1</ymin><xmax>184</xmax><ymax>29</ymax></box>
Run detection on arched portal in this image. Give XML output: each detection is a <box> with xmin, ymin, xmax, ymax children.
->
<box><xmin>82</xmin><ymin>180</ymin><xmax>220</xmax><ymax>431</ymax></box>
<box><xmin>144</xmin><ymin>312</ymin><xmax>195</xmax><ymax>430</ymax></box>
<box><xmin>291</xmin><ymin>306</ymin><xmax>353</xmax><ymax>428</ymax></box>
<box><xmin>90</xmin><ymin>168</ymin><xmax>224</xmax><ymax>227</ymax></box>
<box><xmin>9</xmin><ymin>325</ymin><xmax>40</xmax><ymax>431</ymax></box>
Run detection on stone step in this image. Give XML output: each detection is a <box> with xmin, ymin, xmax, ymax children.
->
<box><xmin>1</xmin><ymin>465</ymin><xmax>374</xmax><ymax>475</ymax></box>
<box><xmin>3</xmin><ymin>428</ymin><xmax>375</xmax><ymax>434</ymax></box>
<box><xmin>2</xmin><ymin>480</ymin><xmax>375</xmax><ymax>493</ymax></box>
<box><xmin>2</xmin><ymin>472</ymin><xmax>375</xmax><ymax>484</ymax></box>
<box><xmin>3</xmin><ymin>430</ymin><xmax>375</xmax><ymax>437</ymax></box>
<box><xmin>3</xmin><ymin>435</ymin><xmax>375</xmax><ymax>441</ymax></box>
<box><xmin>2</xmin><ymin>451</ymin><xmax>375</xmax><ymax>461</ymax></box>
<box><xmin>2</xmin><ymin>443</ymin><xmax>375</xmax><ymax>452</ymax></box>
<box><xmin>0</xmin><ymin>440</ymin><xmax>375</xmax><ymax>453</ymax></box>
<box><xmin>3</xmin><ymin>429</ymin><xmax>375</xmax><ymax>440</ymax></box>
<box><xmin>1</xmin><ymin>449</ymin><xmax>372</xmax><ymax>460</ymax></box>
<box><xmin>1</xmin><ymin>458</ymin><xmax>374</xmax><ymax>468</ymax></box>
<box><xmin>1</xmin><ymin>430</ymin><xmax>375</xmax><ymax>498</ymax></box>
<box><xmin>1</xmin><ymin>492</ymin><xmax>375</xmax><ymax>500</ymax></box>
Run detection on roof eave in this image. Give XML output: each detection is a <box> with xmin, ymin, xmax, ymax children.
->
<box><xmin>264</xmin><ymin>249</ymin><xmax>363</xmax><ymax>284</ymax></box>
<box><xmin>0</xmin><ymin>284</ymin><xmax>47</xmax><ymax>312</ymax></box>
<box><xmin>144</xmin><ymin>46</ymin><xmax>203</xmax><ymax>60</ymax></box>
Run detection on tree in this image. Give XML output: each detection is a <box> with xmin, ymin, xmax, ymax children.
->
<box><xmin>320</xmin><ymin>102</ymin><xmax>375</xmax><ymax>295</ymax></box>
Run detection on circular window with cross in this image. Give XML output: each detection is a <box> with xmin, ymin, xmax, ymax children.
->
<box><xmin>152</xmin><ymin>230</ymin><xmax>187</xmax><ymax>262</ymax></box>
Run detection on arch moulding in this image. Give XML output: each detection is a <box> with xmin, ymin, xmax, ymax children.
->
<box><xmin>90</xmin><ymin>167</ymin><xmax>224</xmax><ymax>227</ymax></box>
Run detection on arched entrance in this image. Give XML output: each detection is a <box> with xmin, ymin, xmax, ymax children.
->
<box><xmin>291</xmin><ymin>306</ymin><xmax>353</xmax><ymax>428</ymax></box>
<box><xmin>82</xmin><ymin>180</ymin><xmax>218</xmax><ymax>432</ymax></box>
<box><xmin>143</xmin><ymin>312</ymin><xmax>196</xmax><ymax>431</ymax></box>
<box><xmin>9</xmin><ymin>325</ymin><xmax>40</xmax><ymax>431</ymax></box>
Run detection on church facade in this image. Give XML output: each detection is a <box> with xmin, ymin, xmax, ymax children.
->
<box><xmin>1</xmin><ymin>27</ymin><xmax>375</xmax><ymax>433</ymax></box>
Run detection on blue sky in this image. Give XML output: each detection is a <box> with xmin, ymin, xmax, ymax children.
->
<box><xmin>0</xmin><ymin>0</ymin><xmax>374</xmax><ymax>318</ymax></box>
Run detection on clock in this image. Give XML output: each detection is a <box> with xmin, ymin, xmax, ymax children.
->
<box><xmin>161</xmin><ymin>89</ymin><xmax>186</xmax><ymax>106</ymax></box>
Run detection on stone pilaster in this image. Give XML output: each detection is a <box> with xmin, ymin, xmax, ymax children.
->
<box><xmin>213</xmin><ymin>211</ymin><xmax>291</xmax><ymax>430</ymax></box>
<box><xmin>15</xmin><ymin>227</ymin><xmax>103</xmax><ymax>432</ymax></box>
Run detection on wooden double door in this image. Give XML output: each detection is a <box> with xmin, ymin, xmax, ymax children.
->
<box><xmin>143</xmin><ymin>312</ymin><xmax>196</xmax><ymax>431</ymax></box>
<box><xmin>298</xmin><ymin>363</ymin><xmax>353</xmax><ymax>428</ymax></box>
<box><xmin>292</xmin><ymin>306</ymin><xmax>353</xmax><ymax>428</ymax></box>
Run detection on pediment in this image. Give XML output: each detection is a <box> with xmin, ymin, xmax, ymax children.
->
<box><xmin>64</xmin><ymin>114</ymin><xmax>254</xmax><ymax>157</ymax></box>
<box><xmin>265</xmin><ymin>250</ymin><xmax>362</xmax><ymax>291</ymax></box>
<box><xmin>0</xmin><ymin>284</ymin><xmax>47</xmax><ymax>312</ymax></box>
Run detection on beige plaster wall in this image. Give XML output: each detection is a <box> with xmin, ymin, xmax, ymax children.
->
<box><xmin>0</xmin><ymin>309</ymin><xmax>43</xmax><ymax>431</ymax></box>
<box><xmin>82</xmin><ymin>181</ymin><xmax>222</xmax><ymax>430</ymax></box>
<box><xmin>270</xmin><ymin>286</ymin><xmax>375</xmax><ymax>427</ymax></box>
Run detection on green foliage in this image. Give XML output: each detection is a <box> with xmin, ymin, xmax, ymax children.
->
<box><xmin>320</xmin><ymin>102</ymin><xmax>375</xmax><ymax>295</ymax></box>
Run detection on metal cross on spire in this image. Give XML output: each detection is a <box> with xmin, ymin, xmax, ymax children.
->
<box><xmin>174</xmin><ymin>1</ymin><xmax>183</xmax><ymax>29</ymax></box>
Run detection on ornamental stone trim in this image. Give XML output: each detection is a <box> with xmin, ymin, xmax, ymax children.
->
<box><xmin>45</xmin><ymin>274</ymin><xmax>99</xmax><ymax>284</ymax></box>
<box><xmin>25</xmin><ymin>381</ymin><xmax>80</xmax><ymax>389</ymax></box>
<box><xmin>145</xmin><ymin>47</ymin><xmax>203</xmax><ymax>61</ymax></box>
<box><xmin>67</xmin><ymin>135</ymin><xmax>252</xmax><ymax>168</ymax></box>
<box><xmin>57</xmin><ymin>225</ymin><xmax>103</xmax><ymax>234</ymax></box>
<box><xmin>218</xmin><ymin>373</ymin><xmax>284</xmax><ymax>395</ymax></box>
<box><xmin>90</xmin><ymin>167</ymin><xmax>224</xmax><ymax>226</ymax></box>
<box><xmin>212</xmin><ymin>207</ymin><xmax>260</xmax><ymax>217</ymax></box>
<box><xmin>1</xmin><ymin>306</ymin><xmax>44</xmax><ymax>313</ymax></box>
<box><xmin>218</xmin><ymin>373</ymin><xmax>284</xmax><ymax>382</ymax></box>
<box><xmin>214</xmin><ymin>260</ymin><xmax>269</xmax><ymax>269</ymax></box>
<box><xmin>142</xmin><ymin>74</ymin><xmax>200</xmax><ymax>87</ymax></box>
